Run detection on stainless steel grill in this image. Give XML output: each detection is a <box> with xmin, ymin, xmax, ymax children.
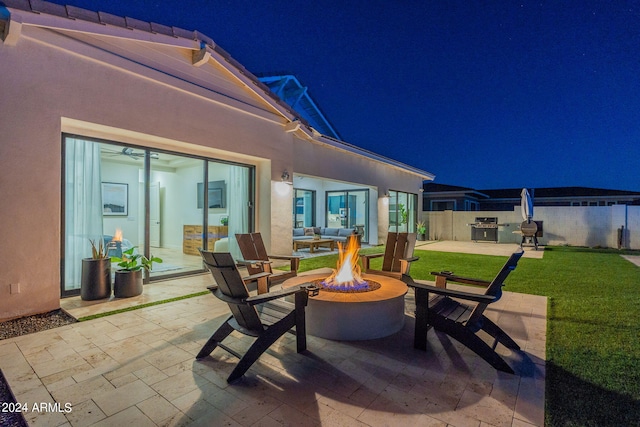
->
<box><xmin>472</xmin><ymin>223</ymin><xmax>499</xmax><ymax>229</ymax></box>
<box><xmin>471</xmin><ymin>217</ymin><xmax>498</xmax><ymax>242</ymax></box>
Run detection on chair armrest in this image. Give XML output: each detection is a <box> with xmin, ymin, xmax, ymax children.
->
<box><xmin>207</xmin><ymin>285</ymin><xmax>248</xmax><ymax>305</ymax></box>
<box><xmin>430</xmin><ymin>271</ymin><xmax>491</xmax><ymax>287</ymax></box>
<box><xmin>360</xmin><ymin>253</ymin><xmax>383</xmax><ymax>271</ymax></box>
<box><xmin>267</xmin><ymin>254</ymin><xmax>302</xmax><ymax>261</ymax></box>
<box><xmin>400</xmin><ymin>256</ymin><xmax>420</xmax><ymax>274</ymax></box>
<box><xmin>267</xmin><ymin>254</ymin><xmax>301</xmax><ymax>272</ymax></box>
<box><xmin>242</xmin><ymin>272</ymin><xmax>272</xmax><ymax>282</ymax></box>
<box><xmin>404</xmin><ymin>276</ymin><xmax>495</xmax><ymax>304</ymax></box>
<box><xmin>237</xmin><ymin>259</ymin><xmax>272</xmax><ymax>267</ymax></box>
<box><xmin>245</xmin><ymin>284</ymin><xmax>312</xmax><ymax>305</ymax></box>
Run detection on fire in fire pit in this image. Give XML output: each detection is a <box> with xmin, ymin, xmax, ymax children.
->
<box><xmin>106</xmin><ymin>228</ymin><xmax>124</xmax><ymax>257</ymax></box>
<box><xmin>318</xmin><ymin>236</ymin><xmax>380</xmax><ymax>293</ymax></box>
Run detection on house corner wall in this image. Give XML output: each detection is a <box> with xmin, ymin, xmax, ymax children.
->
<box><xmin>0</xmin><ymin>44</ymin><xmax>62</xmax><ymax>320</ymax></box>
<box><xmin>271</xmin><ymin>181</ymin><xmax>294</xmax><ymax>254</ymax></box>
<box><xmin>377</xmin><ymin>196</ymin><xmax>390</xmax><ymax>245</ymax></box>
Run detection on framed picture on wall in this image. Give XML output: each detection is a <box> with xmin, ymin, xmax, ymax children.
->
<box><xmin>102</xmin><ymin>182</ymin><xmax>128</xmax><ymax>216</ymax></box>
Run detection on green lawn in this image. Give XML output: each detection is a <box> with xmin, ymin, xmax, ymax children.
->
<box><xmin>298</xmin><ymin>246</ymin><xmax>640</xmax><ymax>426</ymax></box>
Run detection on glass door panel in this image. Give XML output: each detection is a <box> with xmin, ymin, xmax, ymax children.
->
<box><xmin>350</xmin><ymin>190</ymin><xmax>369</xmax><ymax>243</ymax></box>
<box><xmin>389</xmin><ymin>190</ymin><xmax>418</xmax><ymax>233</ymax></box>
<box><xmin>208</xmin><ymin>162</ymin><xmax>251</xmax><ymax>260</ymax></box>
<box><xmin>407</xmin><ymin>193</ymin><xmax>418</xmax><ymax>233</ymax></box>
<box><xmin>63</xmin><ymin>137</ymin><xmax>105</xmax><ymax>294</ymax></box>
<box><xmin>326</xmin><ymin>189</ymin><xmax>369</xmax><ymax>242</ymax></box>
<box><xmin>326</xmin><ymin>193</ymin><xmax>345</xmax><ymax>228</ymax></box>
<box><xmin>148</xmin><ymin>152</ymin><xmax>204</xmax><ymax>278</ymax></box>
<box><xmin>293</xmin><ymin>189</ymin><xmax>315</xmax><ymax>228</ymax></box>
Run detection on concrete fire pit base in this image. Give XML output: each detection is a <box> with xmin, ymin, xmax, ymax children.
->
<box><xmin>282</xmin><ymin>272</ymin><xmax>408</xmax><ymax>341</ymax></box>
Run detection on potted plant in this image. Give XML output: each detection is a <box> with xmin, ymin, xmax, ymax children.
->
<box><xmin>416</xmin><ymin>220</ymin><xmax>427</xmax><ymax>241</ymax></box>
<box><xmin>81</xmin><ymin>239</ymin><xmax>112</xmax><ymax>300</ymax></box>
<box><xmin>111</xmin><ymin>247</ymin><xmax>162</xmax><ymax>298</ymax></box>
<box><xmin>220</xmin><ymin>217</ymin><xmax>228</xmax><ymax>226</ymax></box>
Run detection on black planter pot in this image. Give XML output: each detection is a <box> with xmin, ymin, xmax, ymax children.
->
<box><xmin>114</xmin><ymin>270</ymin><xmax>143</xmax><ymax>298</ymax></box>
<box><xmin>417</xmin><ymin>233</ymin><xmax>426</xmax><ymax>241</ymax></box>
<box><xmin>80</xmin><ymin>258</ymin><xmax>112</xmax><ymax>300</ymax></box>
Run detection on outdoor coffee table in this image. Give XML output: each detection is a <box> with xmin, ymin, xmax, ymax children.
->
<box><xmin>293</xmin><ymin>238</ymin><xmax>336</xmax><ymax>253</ymax></box>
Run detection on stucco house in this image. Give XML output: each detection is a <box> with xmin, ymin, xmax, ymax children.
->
<box><xmin>0</xmin><ymin>0</ymin><xmax>433</xmax><ymax>321</ymax></box>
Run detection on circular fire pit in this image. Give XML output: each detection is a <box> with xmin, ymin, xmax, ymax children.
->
<box><xmin>282</xmin><ymin>272</ymin><xmax>408</xmax><ymax>341</ymax></box>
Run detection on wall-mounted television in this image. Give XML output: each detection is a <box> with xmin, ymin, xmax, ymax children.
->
<box><xmin>197</xmin><ymin>180</ymin><xmax>226</xmax><ymax>208</ymax></box>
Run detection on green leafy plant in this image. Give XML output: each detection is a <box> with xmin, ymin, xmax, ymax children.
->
<box><xmin>89</xmin><ymin>239</ymin><xmax>108</xmax><ymax>259</ymax></box>
<box><xmin>220</xmin><ymin>217</ymin><xmax>229</xmax><ymax>226</ymax></box>
<box><xmin>416</xmin><ymin>221</ymin><xmax>426</xmax><ymax>235</ymax></box>
<box><xmin>398</xmin><ymin>203</ymin><xmax>408</xmax><ymax>225</ymax></box>
<box><xmin>111</xmin><ymin>247</ymin><xmax>162</xmax><ymax>272</ymax></box>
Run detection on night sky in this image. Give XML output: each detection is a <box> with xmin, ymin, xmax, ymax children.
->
<box><xmin>44</xmin><ymin>0</ymin><xmax>640</xmax><ymax>191</ymax></box>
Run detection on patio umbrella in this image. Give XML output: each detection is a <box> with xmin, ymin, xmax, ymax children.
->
<box><xmin>521</xmin><ymin>188</ymin><xmax>533</xmax><ymax>222</ymax></box>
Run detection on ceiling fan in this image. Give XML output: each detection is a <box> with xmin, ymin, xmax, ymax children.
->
<box><xmin>103</xmin><ymin>147</ymin><xmax>159</xmax><ymax>160</ymax></box>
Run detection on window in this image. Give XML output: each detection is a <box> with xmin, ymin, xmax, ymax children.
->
<box><xmin>465</xmin><ymin>200</ymin><xmax>479</xmax><ymax>211</ymax></box>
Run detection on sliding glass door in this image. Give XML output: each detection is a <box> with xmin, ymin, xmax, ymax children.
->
<box><xmin>388</xmin><ymin>190</ymin><xmax>418</xmax><ymax>233</ymax></box>
<box><xmin>62</xmin><ymin>135</ymin><xmax>254</xmax><ymax>296</ymax></box>
<box><xmin>326</xmin><ymin>189</ymin><xmax>369</xmax><ymax>243</ymax></box>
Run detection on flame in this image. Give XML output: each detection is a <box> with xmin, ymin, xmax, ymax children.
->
<box><xmin>323</xmin><ymin>235</ymin><xmax>368</xmax><ymax>290</ymax></box>
<box><xmin>112</xmin><ymin>228</ymin><xmax>123</xmax><ymax>242</ymax></box>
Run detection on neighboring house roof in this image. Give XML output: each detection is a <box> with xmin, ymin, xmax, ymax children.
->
<box><xmin>0</xmin><ymin>0</ymin><xmax>434</xmax><ymax>180</ymax></box>
<box><xmin>479</xmin><ymin>187</ymin><xmax>640</xmax><ymax>200</ymax></box>
<box><xmin>424</xmin><ymin>184</ymin><xmax>640</xmax><ymax>198</ymax></box>
<box><xmin>422</xmin><ymin>183</ymin><xmax>489</xmax><ymax>199</ymax></box>
<box><xmin>424</xmin><ymin>184</ymin><xmax>640</xmax><ymax>204</ymax></box>
<box><xmin>424</xmin><ymin>183</ymin><xmax>474</xmax><ymax>193</ymax></box>
<box><xmin>257</xmin><ymin>74</ymin><xmax>341</xmax><ymax>140</ymax></box>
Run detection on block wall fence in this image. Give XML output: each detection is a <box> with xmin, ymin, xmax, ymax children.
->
<box><xmin>423</xmin><ymin>205</ymin><xmax>639</xmax><ymax>250</ymax></box>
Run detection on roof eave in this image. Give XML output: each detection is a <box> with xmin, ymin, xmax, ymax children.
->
<box><xmin>291</xmin><ymin>125</ymin><xmax>434</xmax><ymax>180</ymax></box>
<box><xmin>2</xmin><ymin>0</ymin><xmax>435</xmax><ymax>180</ymax></box>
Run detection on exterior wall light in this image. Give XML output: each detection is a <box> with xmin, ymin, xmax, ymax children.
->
<box><xmin>275</xmin><ymin>170</ymin><xmax>292</xmax><ymax>196</ymax></box>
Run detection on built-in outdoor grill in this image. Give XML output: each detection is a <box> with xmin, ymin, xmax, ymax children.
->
<box><xmin>471</xmin><ymin>217</ymin><xmax>499</xmax><ymax>242</ymax></box>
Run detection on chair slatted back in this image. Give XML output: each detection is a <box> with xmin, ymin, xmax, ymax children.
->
<box><xmin>199</xmin><ymin>250</ymin><xmax>263</xmax><ymax>332</ymax></box>
<box><xmin>382</xmin><ymin>232</ymin><xmax>417</xmax><ymax>272</ymax></box>
<box><xmin>466</xmin><ymin>251</ymin><xmax>523</xmax><ymax>328</ymax></box>
<box><xmin>236</xmin><ymin>233</ymin><xmax>271</xmax><ymax>276</ymax></box>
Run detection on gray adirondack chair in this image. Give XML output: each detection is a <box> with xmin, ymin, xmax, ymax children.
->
<box><xmin>404</xmin><ymin>250</ymin><xmax>524</xmax><ymax>373</ymax></box>
<box><xmin>196</xmin><ymin>250</ymin><xmax>313</xmax><ymax>383</ymax></box>
<box><xmin>360</xmin><ymin>232</ymin><xmax>419</xmax><ymax>278</ymax></box>
<box><xmin>235</xmin><ymin>232</ymin><xmax>301</xmax><ymax>293</ymax></box>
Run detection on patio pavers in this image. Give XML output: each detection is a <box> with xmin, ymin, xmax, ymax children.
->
<box><xmin>1</xmin><ymin>274</ymin><xmax>546</xmax><ymax>426</ymax></box>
